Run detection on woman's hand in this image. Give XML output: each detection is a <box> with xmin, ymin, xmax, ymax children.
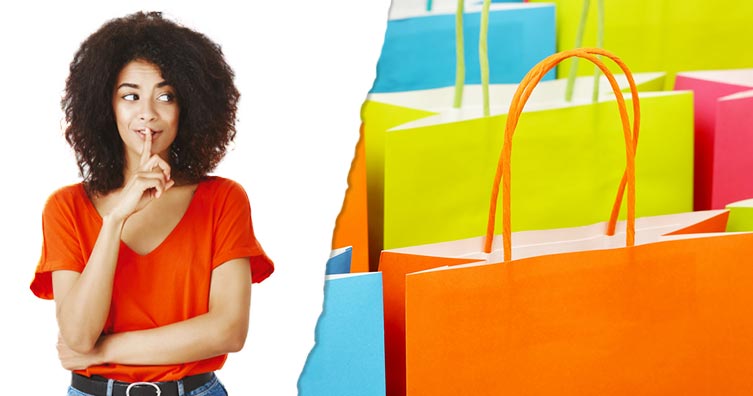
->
<box><xmin>109</xmin><ymin>129</ymin><xmax>175</xmax><ymax>221</ymax></box>
<box><xmin>57</xmin><ymin>333</ymin><xmax>105</xmax><ymax>370</ymax></box>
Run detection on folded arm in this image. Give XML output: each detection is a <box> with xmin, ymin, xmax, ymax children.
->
<box><xmin>58</xmin><ymin>258</ymin><xmax>252</xmax><ymax>369</ymax></box>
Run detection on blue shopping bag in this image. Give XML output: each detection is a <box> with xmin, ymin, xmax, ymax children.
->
<box><xmin>371</xmin><ymin>3</ymin><xmax>555</xmax><ymax>93</ymax></box>
<box><xmin>298</xmin><ymin>249</ymin><xmax>386</xmax><ymax>396</ymax></box>
<box><xmin>324</xmin><ymin>246</ymin><xmax>353</xmax><ymax>274</ymax></box>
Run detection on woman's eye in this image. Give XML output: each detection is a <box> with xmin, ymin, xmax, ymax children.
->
<box><xmin>157</xmin><ymin>93</ymin><xmax>175</xmax><ymax>102</ymax></box>
<box><xmin>122</xmin><ymin>93</ymin><xmax>139</xmax><ymax>101</ymax></box>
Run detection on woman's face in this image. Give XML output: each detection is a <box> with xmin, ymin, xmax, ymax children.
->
<box><xmin>112</xmin><ymin>59</ymin><xmax>179</xmax><ymax>165</ymax></box>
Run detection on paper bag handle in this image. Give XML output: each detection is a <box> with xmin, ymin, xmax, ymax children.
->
<box><xmin>456</xmin><ymin>0</ymin><xmax>493</xmax><ymax>115</ymax></box>
<box><xmin>564</xmin><ymin>0</ymin><xmax>606</xmax><ymax>103</ymax></box>
<box><xmin>483</xmin><ymin>48</ymin><xmax>640</xmax><ymax>261</ymax></box>
<box><xmin>453</xmin><ymin>0</ymin><xmax>465</xmax><ymax>108</ymax></box>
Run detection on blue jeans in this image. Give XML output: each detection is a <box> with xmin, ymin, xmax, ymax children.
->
<box><xmin>67</xmin><ymin>373</ymin><xmax>228</xmax><ymax>396</ymax></box>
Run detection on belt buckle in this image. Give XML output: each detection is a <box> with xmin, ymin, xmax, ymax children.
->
<box><xmin>126</xmin><ymin>381</ymin><xmax>162</xmax><ymax>396</ymax></box>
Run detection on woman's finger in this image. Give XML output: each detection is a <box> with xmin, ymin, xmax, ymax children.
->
<box><xmin>135</xmin><ymin>171</ymin><xmax>178</xmax><ymax>198</ymax></box>
<box><xmin>142</xmin><ymin>154</ymin><xmax>172</xmax><ymax>181</ymax></box>
<box><xmin>139</xmin><ymin>128</ymin><xmax>152</xmax><ymax>166</ymax></box>
<box><xmin>134</xmin><ymin>172</ymin><xmax>167</xmax><ymax>193</ymax></box>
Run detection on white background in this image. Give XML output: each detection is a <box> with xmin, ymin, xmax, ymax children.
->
<box><xmin>0</xmin><ymin>1</ymin><xmax>389</xmax><ymax>394</ymax></box>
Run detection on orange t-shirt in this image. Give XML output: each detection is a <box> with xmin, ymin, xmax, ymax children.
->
<box><xmin>31</xmin><ymin>176</ymin><xmax>274</xmax><ymax>382</ymax></box>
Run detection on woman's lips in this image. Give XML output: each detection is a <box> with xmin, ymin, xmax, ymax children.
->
<box><xmin>134</xmin><ymin>129</ymin><xmax>162</xmax><ymax>139</ymax></box>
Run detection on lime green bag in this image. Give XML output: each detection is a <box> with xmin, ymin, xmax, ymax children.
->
<box><xmin>529</xmin><ymin>0</ymin><xmax>753</xmax><ymax>87</ymax></box>
<box><xmin>362</xmin><ymin>73</ymin><xmax>669</xmax><ymax>266</ymax></box>
<box><xmin>359</xmin><ymin>0</ymin><xmax>678</xmax><ymax>267</ymax></box>
<box><xmin>373</xmin><ymin>88</ymin><xmax>694</xmax><ymax>251</ymax></box>
<box><xmin>725</xmin><ymin>199</ymin><xmax>753</xmax><ymax>232</ymax></box>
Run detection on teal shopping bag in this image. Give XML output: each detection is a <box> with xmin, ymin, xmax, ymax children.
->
<box><xmin>372</xmin><ymin>3</ymin><xmax>555</xmax><ymax>92</ymax></box>
<box><xmin>298</xmin><ymin>248</ymin><xmax>386</xmax><ymax>396</ymax></box>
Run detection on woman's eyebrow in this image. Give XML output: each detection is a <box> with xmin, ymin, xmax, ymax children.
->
<box><xmin>115</xmin><ymin>81</ymin><xmax>171</xmax><ymax>90</ymax></box>
<box><xmin>116</xmin><ymin>82</ymin><xmax>139</xmax><ymax>90</ymax></box>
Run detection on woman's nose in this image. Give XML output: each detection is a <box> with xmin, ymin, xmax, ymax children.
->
<box><xmin>138</xmin><ymin>101</ymin><xmax>157</xmax><ymax>121</ymax></box>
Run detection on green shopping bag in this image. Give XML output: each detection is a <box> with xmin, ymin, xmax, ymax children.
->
<box><xmin>726</xmin><ymin>199</ymin><xmax>753</xmax><ymax>232</ymax></box>
<box><xmin>379</xmin><ymin>88</ymin><xmax>693</xmax><ymax>250</ymax></box>
<box><xmin>530</xmin><ymin>0</ymin><xmax>753</xmax><ymax>88</ymax></box>
<box><xmin>363</xmin><ymin>72</ymin><xmax>670</xmax><ymax>268</ymax></box>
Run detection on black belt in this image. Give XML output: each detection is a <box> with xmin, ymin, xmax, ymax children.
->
<box><xmin>71</xmin><ymin>372</ymin><xmax>214</xmax><ymax>396</ymax></box>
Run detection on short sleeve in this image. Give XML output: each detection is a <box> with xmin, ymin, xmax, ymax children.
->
<box><xmin>30</xmin><ymin>191</ymin><xmax>86</xmax><ymax>300</ymax></box>
<box><xmin>212</xmin><ymin>180</ymin><xmax>274</xmax><ymax>283</ymax></box>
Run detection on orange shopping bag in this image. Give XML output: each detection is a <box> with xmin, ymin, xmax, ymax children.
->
<box><xmin>331</xmin><ymin>123</ymin><xmax>370</xmax><ymax>273</ymax></box>
<box><xmin>379</xmin><ymin>48</ymin><xmax>747</xmax><ymax>396</ymax></box>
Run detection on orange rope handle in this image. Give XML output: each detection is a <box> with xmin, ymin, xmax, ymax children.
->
<box><xmin>483</xmin><ymin>48</ymin><xmax>640</xmax><ymax>261</ymax></box>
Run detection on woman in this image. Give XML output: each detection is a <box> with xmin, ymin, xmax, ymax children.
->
<box><xmin>30</xmin><ymin>11</ymin><xmax>274</xmax><ymax>396</ymax></box>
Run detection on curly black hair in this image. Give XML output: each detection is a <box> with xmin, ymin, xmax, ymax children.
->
<box><xmin>62</xmin><ymin>11</ymin><xmax>240</xmax><ymax>195</ymax></box>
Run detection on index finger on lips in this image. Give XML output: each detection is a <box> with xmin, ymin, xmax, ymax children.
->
<box><xmin>140</xmin><ymin>128</ymin><xmax>152</xmax><ymax>166</ymax></box>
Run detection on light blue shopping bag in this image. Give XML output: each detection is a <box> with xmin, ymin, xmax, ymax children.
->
<box><xmin>298</xmin><ymin>248</ymin><xmax>386</xmax><ymax>396</ymax></box>
<box><xmin>371</xmin><ymin>3</ymin><xmax>555</xmax><ymax>92</ymax></box>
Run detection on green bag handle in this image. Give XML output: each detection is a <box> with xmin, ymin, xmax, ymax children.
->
<box><xmin>564</xmin><ymin>0</ymin><xmax>605</xmax><ymax>103</ymax></box>
<box><xmin>479</xmin><ymin>0</ymin><xmax>492</xmax><ymax>116</ymax></box>
<box><xmin>453</xmin><ymin>0</ymin><xmax>466</xmax><ymax>108</ymax></box>
<box><xmin>451</xmin><ymin>0</ymin><xmax>497</xmax><ymax>116</ymax></box>
<box><xmin>454</xmin><ymin>0</ymin><xmax>492</xmax><ymax>114</ymax></box>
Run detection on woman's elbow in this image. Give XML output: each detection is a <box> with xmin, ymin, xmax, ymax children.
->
<box><xmin>60</xmin><ymin>330</ymin><xmax>98</xmax><ymax>354</ymax></box>
<box><xmin>218</xmin><ymin>317</ymin><xmax>248</xmax><ymax>353</ymax></box>
<box><xmin>224</xmin><ymin>325</ymin><xmax>248</xmax><ymax>353</ymax></box>
<box><xmin>56</xmin><ymin>308</ymin><xmax>101</xmax><ymax>353</ymax></box>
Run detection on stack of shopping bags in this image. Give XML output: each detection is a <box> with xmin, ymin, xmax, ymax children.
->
<box><xmin>313</xmin><ymin>1</ymin><xmax>753</xmax><ymax>395</ymax></box>
<box><xmin>358</xmin><ymin>0</ymin><xmax>706</xmax><ymax>271</ymax></box>
<box><xmin>363</xmin><ymin>69</ymin><xmax>693</xmax><ymax>271</ymax></box>
<box><xmin>673</xmin><ymin>69</ymin><xmax>753</xmax><ymax>210</ymax></box>
<box><xmin>337</xmin><ymin>0</ymin><xmax>562</xmax><ymax>272</ymax></box>
<box><xmin>372</xmin><ymin>80</ymin><xmax>693</xmax><ymax>251</ymax></box>
<box><xmin>378</xmin><ymin>48</ymin><xmax>753</xmax><ymax>395</ymax></box>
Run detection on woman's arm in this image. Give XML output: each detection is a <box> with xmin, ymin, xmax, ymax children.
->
<box><xmin>53</xmin><ymin>215</ymin><xmax>125</xmax><ymax>353</ymax></box>
<box><xmin>59</xmin><ymin>257</ymin><xmax>252</xmax><ymax>369</ymax></box>
<box><xmin>54</xmin><ymin>131</ymin><xmax>173</xmax><ymax>354</ymax></box>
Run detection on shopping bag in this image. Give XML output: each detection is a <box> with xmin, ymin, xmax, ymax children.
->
<box><xmin>391</xmin><ymin>49</ymin><xmax>752</xmax><ymax>395</ymax></box>
<box><xmin>725</xmin><ymin>198</ymin><xmax>753</xmax><ymax>232</ymax></box>
<box><xmin>371</xmin><ymin>2</ymin><xmax>556</xmax><ymax>93</ymax></box>
<box><xmin>331</xmin><ymin>123</ymin><xmax>370</xmax><ymax>272</ymax></box>
<box><xmin>298</xmin><ymin>249</ymin><xmax>386</xmax><ymax>396</ymax></box>
<box><xmin>324</xmin><ymin>246</ymin><xmax>352</xmax><ymax>275</ymax></box>
<box><xmin>379</xmin><ymin>254</ymin><xmax>485</xmax><ymax>396</ymax></box>
<box><xmin>404</xmin><ymin>233</ymin><xmax>753</xmax><ymax>395</ymax></box>
<box><xmin>381</xmin><ymin>213</ymin><xmax>728</xmax><ymax>396</ymax></box>
<box><xmin>377</xmin><ymin>48</ymin><xmax>725</xmax><ymax>396</ymax></box>
<box><xmin>362</xmin><ymin>71</ymin><xmax>670</xmax><ymax>270</ymax></box>
<box><xmin>529</xmin><ymin>0</ymin><xmax>753</xmax><ymax>88</ymax></box>
<box><xmin>673</xmin><ymin>69</ymin><xmax>753</xmax><ymax>210</ymax></box>
<box><xmin>361</xmin><ymin>0</ymin><xmax>665</xmax><ymax>269</ymax></box>
<box><xmin>378</xmin><ymin>87</ymin><xmax>693</xmax><ymax>251</ymax></box>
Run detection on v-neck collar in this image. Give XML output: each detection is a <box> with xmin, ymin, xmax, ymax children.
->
<box><xmin>78</xmin><ymin>179</ymin><xmax>206</xmax><ymax>258</ymax></box>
